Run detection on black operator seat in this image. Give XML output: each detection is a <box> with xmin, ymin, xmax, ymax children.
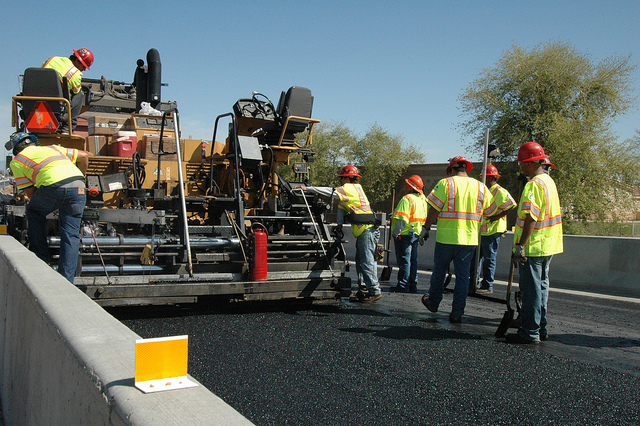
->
<box><xmin>262</xmin><ymin>86</ymin><xmax>313</xmax><ymax>146</ymax></box>
<box><xmin>19</xmin><ymin>67</ymin><xmax>70</xmax><ymax>122</ymax></box>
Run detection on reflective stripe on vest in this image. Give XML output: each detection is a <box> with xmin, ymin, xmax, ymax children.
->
<box><xmin>42</xmin><ymin>57</ymin><xmax>82</xmax><ymax>94</ymax></box>
<box><xmin>336</xmin><ymin>183</ymin><xmax>373</xmax><ymax>237</ymax></box>
<box><xmin>515</xmin><ymin>176</ymin><xmax>562</xmax><ymax>230</ymax></box>
<box><xmin>11</xmin><ymin>145</ymin><xmax>82</xmax><ymax>188</ymax></box>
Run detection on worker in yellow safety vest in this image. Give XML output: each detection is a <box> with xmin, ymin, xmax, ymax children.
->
<box><xmin>504</xmin><ymin>142</ymin><xmax>563</xmax><ymax>344</ymax></box>
<box><xmin>302</xmin><ymin>165</ymin><xmax>382</xmax><ymax>303</ymax></box>
<box><xmin>6</xmin><ymin>132</ymin><xmax>88</xmax><ymax>283</ymax></box>
<box><xmin>420</xmin><ymin>156</ymin><xmax>497</xmax><ymax>323</ymax></box>
<box><xmin>390</xmin><ymin>175</ymin><xmax>428</xmax><ymax>293</ymax></box>
<box><xmin>42</xmin><ymin>48</ymin><xmax>94</xmax><ymax>132</ymax></box>
<box><xmin>476</xmin><ymin>164</ymin><xmax>517</xmax><ymax>295</ymax></box>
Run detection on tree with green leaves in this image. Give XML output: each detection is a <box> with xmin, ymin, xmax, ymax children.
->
<box><xmin>284</xmin><ymin>121</ymin><xmax>424</xmax><ymax>207</ymax></box>
<box><xmin>458</xmin><ymin>41</ymin><xmax>638</xmax><ymax>230</ymax></box>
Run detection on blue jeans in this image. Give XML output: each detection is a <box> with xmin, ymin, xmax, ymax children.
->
<box><xmin>394</xmin><ymin>232</ymin><xmax>419</xmax><ymax>292</ymax></box>
<box><xmin>428</xmin><ymin>242</ymin><xmax>475</xmax><ymax>317</ymax></box>
<box><xmin>27</xmin><ymin>183</ymin><xmax>86</xmax><ymax>282</ymax></box>
<box><xmin>518</xmin><ymin>255</ymin><xmax>552</xmax><ymax>341</ymax></box>
<box><xmin>478</xmin><ymin>233</ymin><xmax>502</xmax><ymax>291</ymax></box>
<box><xmin>355</xmin><ymin>227</ymin><xmax>381</xmax><ymax>295</ymax></box>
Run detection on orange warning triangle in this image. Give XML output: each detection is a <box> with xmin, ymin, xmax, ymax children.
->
<box><xmin>24</xmin><ymin>101</ymin><xmax>59</xmax><ymax>133</ymax></box>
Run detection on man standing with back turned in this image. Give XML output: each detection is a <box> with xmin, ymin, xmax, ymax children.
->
<box><xmin>420</xmin><ymin>156</ymin><xmax>497</xmax><ymax>323</ymax></box>
<box><xmin>6</xmin><ymin>132</ymin><xmax>88</xmax><ymax>283</ymax></box>
<box><xmin>506</xmin><ymin>142</ymin><xmax>563</xmax><ymax>344</ymax></box>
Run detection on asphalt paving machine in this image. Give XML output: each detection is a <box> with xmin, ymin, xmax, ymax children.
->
<box><xmin>5</xmin><ymin>48</ymin><xmax>351</xmax><ymax>306</ymax></box>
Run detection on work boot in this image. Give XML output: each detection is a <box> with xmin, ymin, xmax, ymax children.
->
<box><xmin>449</xmin><ymin>313</ymin><xmax>462</xmax><ymax>323</ymax></box>
<box><xmin>349</xmin><ymin>290</ymin><xmax>368</xmax><ymax>302</ymax></box>
<box><xmin>421</xmin><ymin>294</ymin><xmax>438</xmax><ymax>312</ymax></box>
<box><xmin>476</xmin><ymin>288</ymin><xmax>493</xmax><ymax>295</ymax></box>
<box><xmin>361</xmin><ymin>293</ymin><xmax>383</xmax><ymax>303</ymax></box>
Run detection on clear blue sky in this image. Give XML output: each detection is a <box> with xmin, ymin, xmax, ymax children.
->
<box><xmin>1</xmin><ymin>0</ymin><xmax>639</xmax><ymax>164</ymax></box>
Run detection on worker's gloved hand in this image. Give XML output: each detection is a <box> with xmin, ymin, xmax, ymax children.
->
<box><xmin>418</xmin><ymin>228</ymin><xmax>429</xmax><ymax>246</ymax></box>
<box><xmin>332</xmin><ymin>225</ymin><xmax>344</xmax><ymax>240</ymax></box>
<box><xmin>513</xmin><ymin>244</ymin><xmax>527</xmax><ymax>265</ymax></box>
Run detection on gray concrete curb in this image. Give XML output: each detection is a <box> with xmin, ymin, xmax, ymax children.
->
<box><xmin>0</xmin><ymin>236</ymin><xmax>252</xmax><ymax>425</ymax></box>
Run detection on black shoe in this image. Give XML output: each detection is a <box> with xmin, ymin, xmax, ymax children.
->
<box><xmin>448</xmin><ymin>313</ymin><xmax>462</xmax><ymax>323</ymax></box>
<box><xmin>504</xmin><ymin>334</ymin><xmax>540</xmax><ymax>345</ymax></box>
<box><xmin>389</xmin><ymin>286</ymin><xmax>408</xmax><ymax>293</ymax></box>
<box><xmin>408</xmin><ymin>288</ymin><xmax>418</xmax><ymax>293</ymax></box>
<box><xmin>540</xmin><ymin>333</ymin><xmax>548</xmax><ymax>341</ymax></box>
<box><xmin>421</xmin><ymin>294</ymin><xmax>438</xmax><ymax>312</ymax></box>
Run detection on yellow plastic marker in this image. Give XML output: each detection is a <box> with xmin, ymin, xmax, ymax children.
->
<box><xmin>135</xmin><ymin>335</ymin><xmax>198</xmax><ymax>393</ymax></box>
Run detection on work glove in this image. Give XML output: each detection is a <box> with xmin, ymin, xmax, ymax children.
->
<box><xmin>418</xmin><ymin>228</ymin><xmax>429</xmax><ymax>246</ymax></box>
<box><xmin>332</xmin><ymin>225</ymin><xmax>344</xmax><ymax>240</ymax></box>
<box><xmin>513</xmin><ymin>244</ymin><xmax>527</xmax><ymax>265</ymax></box>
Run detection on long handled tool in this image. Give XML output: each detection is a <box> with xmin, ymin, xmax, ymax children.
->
<box><xmin>495</xmin><ymin>256</ymin><xmax>516</xmax><ymax>338</ymax></box>
<box><xmin>379</xmin><ymin>188</ymin><xmax>396</xmax><ymax>282</ymax></box>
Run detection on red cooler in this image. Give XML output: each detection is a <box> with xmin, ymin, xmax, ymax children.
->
<box><xmin>110</xmin><ymin>131</ymin><xmax>138</xmax><ymax>157</ymax></box>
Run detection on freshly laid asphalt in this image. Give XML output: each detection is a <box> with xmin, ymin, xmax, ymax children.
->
<box><xmin>117</xmin><ymin>270</ymin><xmax>640</xmax><ymax>425</ymax></box>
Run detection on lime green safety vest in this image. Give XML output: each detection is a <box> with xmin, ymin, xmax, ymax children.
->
<box><xmin>426</xmin><ymin>176</ymin><xmax>497</xmax><ymax>246</ymax></box>
<box><xmin>336</xmin><ymin>183</ymin><xmax>374</xmax><ymax>238</ymax></box>
<box><xmin>391</xmin><ymin>192</ymin><xmax>428</xmax><ymax>236</ymax></box>
<box><xmin>481</xmin><ymin>183</ymin><xmax>516</xmax><ymax>236</ymax></box>
<box><xmin>514</xmin><ymin>173</ymin><xmax>563</xmax><ymax>256</ymax></box>
<box><xmin>42</xmin><ymin>56</ymin><xmax>83</xmax><ymax>94</ymax></box>
<box><xmin>11</xmin><ymin>145</ymin><xmax>83</xmax><ymax>190</ymax></box>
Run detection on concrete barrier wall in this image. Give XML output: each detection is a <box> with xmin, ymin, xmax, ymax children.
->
<box><xmin>0</xmin><ymin>236</ymin><xmax>252</xmax><ymax>425</ymax></box>
<box><xmin>350</xmin><ymin>227</ymin><xmax>640</xmax><ymax>298</ymax></box>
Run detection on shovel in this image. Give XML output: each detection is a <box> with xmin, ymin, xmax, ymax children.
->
<box><xmin>379</xmin><ymin>189</ymin><xmax>396</xmax><ymax>282</ymax></box>
<box><xmin>495</xmin><ymin>257</ymin><xmax>516</xmax><ymax>338</ymax></box>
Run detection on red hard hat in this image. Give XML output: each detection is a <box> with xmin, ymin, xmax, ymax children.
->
<box><xmin>517</xmin><ymin>142</ymin><xmax>549</xmax><ymax>162</ymax></box>
<box><xmin>446</xmin><ymin>156</ymin><xmax>473</xmax><ymax>174</ymax></box>
<box><xmin>339</xmin><ymin>165</ymin><xmax>361</xmax><ymax>178</ymax></box>
<box><xmin>73</xmin><ymin>48</ymin><xmax>94</xmax><ymax>70</ymax></box>
<box><xmin>484</xmin><ymin>164</ymin><xmax>501</xmax><ymax>178</ymax></box>
<box><xmin>405</xmin><ymin>175</ymin><xmax>424</xmax><ymax>194</ymax></box>
<box><xmin>543</xmin><ymin>157</ymin><xmax>556</xmax><ymax>169</ymax></box>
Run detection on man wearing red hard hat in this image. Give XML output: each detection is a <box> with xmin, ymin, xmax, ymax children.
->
<box><xmin>504</xmin><ymin>142</ymin><xmax>563</xmax><ymax>344</ymax></box>
<box><xmin>302</xmin><ymin>165</ymin><xmax>382</xmax><ymax>303</ymax></box>
<box><xmin>420</xmin><ymin>156</ymin><xmax>497</xmax><ymax>323</ymax></box>
<box><xmin>42</xmin><ymin>48</ymin><xmax>94</xmax><ymax>132</ymax></box>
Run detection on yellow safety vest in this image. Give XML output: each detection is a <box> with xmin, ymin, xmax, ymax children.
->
<box><xmin>481</xmin><ymin>183</ymin><xmax>516</xmax><ymax>236</ymax></box>
<box><xmin>336</xmin><ymin>183</ymin><xmax>374</xmax><ymax>238</ymax></box>
<box><xmin>391</xmin><ymin>192</ymin><xmax>428</xmax><ymax>235</ymax></box>
<box><xmin>42</xmin><ymin>56</ymin><xmax>83</xmax><ymax>94</ymax></box>
<box><xmin>514</xmin><ymin>173</ymin><xmax>563</xmax><ymax>256</ymax></box>
<box><xmin>426</xmin><ymin>176</ymin><xmax>497</xmax><ymax>246</ymax></box>
<box><xmin>10</xmin><ymin>145</ymin><xmax>83</xmax><ymax>190</ymax></box>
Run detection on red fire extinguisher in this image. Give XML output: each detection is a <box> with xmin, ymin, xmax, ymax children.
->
<box><xmin>250</xmin><ymin>224</ymin><xmax>268</xmax><ymax>281</ymax></box>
